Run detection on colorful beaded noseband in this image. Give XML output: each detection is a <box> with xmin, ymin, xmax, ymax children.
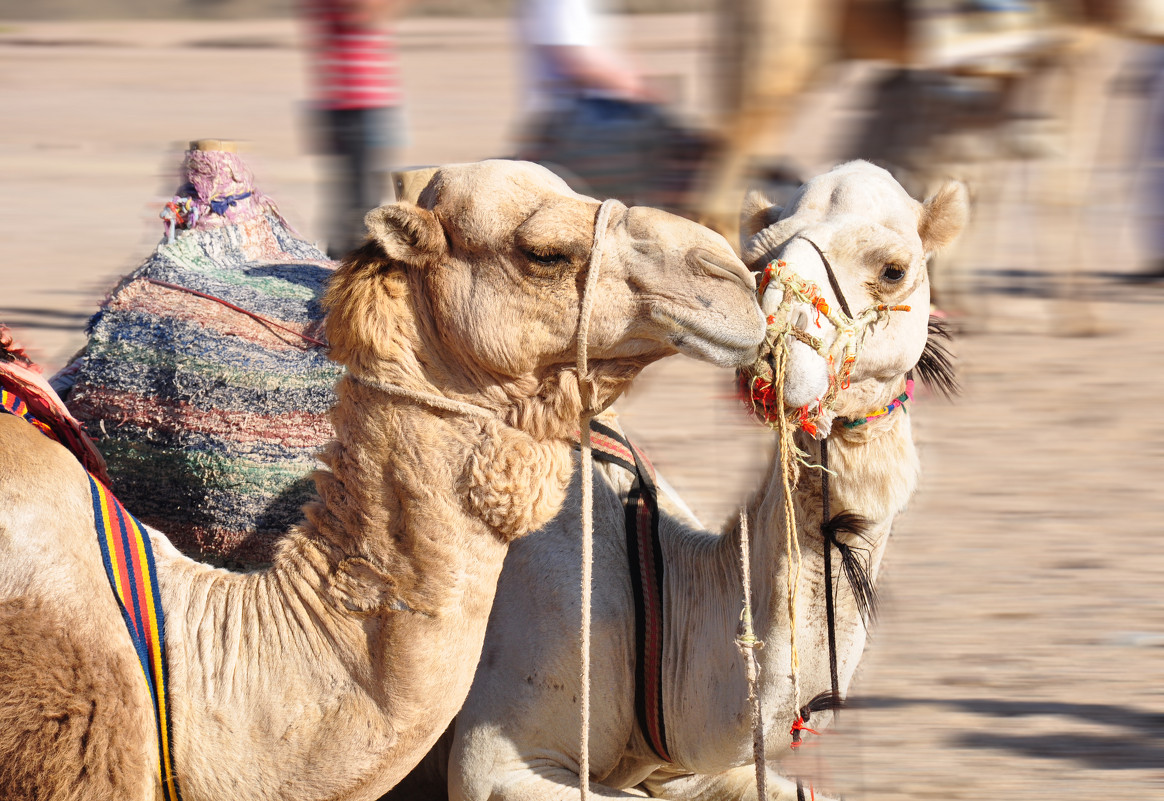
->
<box><xmin>842</xmin><ymin>378</ymin><xmax>914</xmax><ymax>429</ymax></box>
<box><xmin>738</xmin><ymin>257</ymin><xmax>912</xmax><ymax>436</ymax></box>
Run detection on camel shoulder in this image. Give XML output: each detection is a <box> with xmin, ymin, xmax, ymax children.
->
<box><xmin>0</xmin><ymin>412</ymin><xmax>93</xmax><ymax>501</ymax></box>
<box><xmin>0</xmin><ymin>595</ymin><xmax>154</xmax><ymax>800</ymax></box>
<box><xmin>0</xmin><ymin>412</ymin><xmax>101</xmax><ymax>567</ymax></box>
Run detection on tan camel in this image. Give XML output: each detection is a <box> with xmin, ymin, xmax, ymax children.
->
<box><xmin>705</xmin><ymin>0</ymin><xmax>1090</xmax><ymax>238</ymax></box>
<box><xmin>706</xmin><ymin>0</ymin><xmax>1149</xmax><ymax>334</ymax></box>
<box><xmin>0</xmin><ymin>159</ymin><xmax>767</xmax><ymax>801</ymax></box>
<box><xmin>387</xmin><ymin>160</ymin><xmax>968</xmax><ymax>801</ymax></box>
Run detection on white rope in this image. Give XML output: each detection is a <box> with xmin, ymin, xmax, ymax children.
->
<box><xmin>735</xmin><ymin>509</ymin><xmax>768</xmax><ymax>801</ymax></box>
<box><xmin>577</xmin><ymin>198</ymin><xmax>620</xmax><ymax>801</ymax></box>
<box><xmin>773</xmin><ymin>341</ymin><xmax>804</xmax><ymax>715</ymax></box>
<box><xmin>349</xmin><ymin>376</ymin><xmax>496</xmax><ymax>420</ymax></box>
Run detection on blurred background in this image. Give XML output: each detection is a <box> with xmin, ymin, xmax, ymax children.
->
<box><xmin>2</xmin><ymin>0</ymin><xmax>1162</xmax><ymax>798</ymax></box>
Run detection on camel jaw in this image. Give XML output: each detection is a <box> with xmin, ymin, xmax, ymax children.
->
<box><xmin>651</xmin><ymin>306</ymin><xmax>766</xmax><ymax>368</ymax></box>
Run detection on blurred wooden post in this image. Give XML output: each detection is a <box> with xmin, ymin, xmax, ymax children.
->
<box><xmin>189</xmin><ymin>139</ymin><xmax>238</xmax><ymax>153</ymax></box>
<box><xmin>392</xmin><ymin>166</ymin><xmax>439</xmax><ymax>204</ymax></box>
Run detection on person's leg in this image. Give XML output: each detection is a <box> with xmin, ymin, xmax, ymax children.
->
<box><xmin>330</xmin><ymin>107</ymin><xmax>398</xmax><ymax>258</ymax></box>
<box><xmin>1133</xmin><ymin>44</ymin><xmax>1164</xmax><ymax>279</ymax></box>
<box><xmin>322</xmin><ymin>107</ymin><xmax>367</xmax><ymax>260</ymax></box>
<box><xmin>1146</xmin><ymin>46</ymin><xmax>1164</xmax><ymax>271</ymax></box>
<box><xmin>362</xmin><ymin>105</ymin><xmax>402</xmax><ymax>206</ymax></box>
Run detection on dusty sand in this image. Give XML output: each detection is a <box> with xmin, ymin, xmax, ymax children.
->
<box><xmin>2</xmin><ymin>14</ymin><xmax>1161</xmax><ymax>799</ymax></box>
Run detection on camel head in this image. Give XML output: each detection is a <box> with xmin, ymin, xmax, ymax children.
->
<box><xmin>739</xmin><ymin>160</ymin><xmax>968</xmax><ymax>434</ymax></box>
<box><xmin>325</xmin><ymin>160</ymin><xmax>765</xmax><ymax>425</ymax></box>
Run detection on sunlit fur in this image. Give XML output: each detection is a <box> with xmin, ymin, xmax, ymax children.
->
<box><xmin>409</xmin><ymin>161</ymin><xmax>970</xmax><ymax>801</ymax></box>
<box><xmin>0</xmin><ymin>160</ymin><xmax>763</xmax><ymax>801</ymax></box>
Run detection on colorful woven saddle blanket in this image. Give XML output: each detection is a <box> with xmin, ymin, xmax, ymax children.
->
<box><xmin>0</xmin><ymin>371</ymin><xmax>182</xmax><ymax>801</ymax></box>
<box><xmin>59</xmin><ymin>204</ymin><xmax>341</xmax><ymax>568</ymax></box>
<box><xmin>581</xmin><ymin>419</ymin><xmax>672</xmax><ymax>763</ymax></box>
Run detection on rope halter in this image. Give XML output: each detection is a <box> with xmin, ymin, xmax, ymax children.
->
<box><xmin>739</xmin><ymin>244</ymin><xmax>911</xmax><ymax>437</ymax></box>
<box><xmin>350</xmin><ymin>198</ymin><xmax>625</xmax><ymax>426</ymax></box>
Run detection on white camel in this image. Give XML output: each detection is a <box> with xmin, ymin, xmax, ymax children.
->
<box><xmin>388</xmin><ymin>160</ymin><xmax>969</xmax><ymax>801</ymax></box>
<box><xmin>0</xmin><ymin>160</ymin><xmax>767</xmax><ymax>801</ymax></box>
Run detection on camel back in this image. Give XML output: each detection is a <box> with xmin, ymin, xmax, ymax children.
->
<box><xmin>61</xmin><ymin>147</ymin><xmax>342</xmax><ymax>567</ymax></box>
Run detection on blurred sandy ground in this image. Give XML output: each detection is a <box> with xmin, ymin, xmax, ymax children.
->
<box><xmin>2</xmin><ymin>11</ymin><xmax>1162</xmax><ymax>799</ymax></box>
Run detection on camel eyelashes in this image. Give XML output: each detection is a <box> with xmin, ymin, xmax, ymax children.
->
<box><xmin>523</xmin><ymin>248</ymin><xmax>568</xmax><ymax>265</ymax></box>
<box><xmin>881</xmin><ymin>263</ymin><xmax>906</xmax><ymax>283</ymax></box>
<box><xmin>519</xmin><ymin>246</ymin><xmax>573</xmax><ymax>275</ymax></box>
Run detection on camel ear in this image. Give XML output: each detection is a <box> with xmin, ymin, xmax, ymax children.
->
<box><xmin>918</xmin><ymin>180</ymin><xmax>970</xmax><ymax>255</ymax></box>
<box><xmin>365</xmin><ymin>203</ymin><xmax>447</xmax><ymax>265</ymax></box>
<box><xmin>740</xmin><ymin>189</ymin><xmax>783</xmax><ymax>244</ymax></box>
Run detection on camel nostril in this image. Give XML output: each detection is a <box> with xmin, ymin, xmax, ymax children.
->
<box><xmin>793</xmin><ymin>308</ymin><xmax>810</xmax><ymax>331</ymax></box>
<box><xmin>691</xmin><ymin>250</ymin><xmax>756</xmax><ymax>292</ymax></box>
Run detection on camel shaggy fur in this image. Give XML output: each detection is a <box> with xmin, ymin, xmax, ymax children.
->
<box><xmin>0</xmin><ymin>160</ymin><xmax>765</xmax><ymax>801</ymax></box>
<box><xmin>389</xmin><ymin>160</ymin><xmax>969</xmax><ymax>801</ymax></box>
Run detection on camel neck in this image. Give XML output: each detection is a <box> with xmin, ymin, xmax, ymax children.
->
<box><xmin>289</xmin><ymin>374</ymin><xmax>575</xmax><ymax>610</ymax></box>
<box><xmin>743</xmin><ymin>402</ymin><xmax>918</xmax><ymax>668</ymax></box>
<box><xmin>155</xmin><ymin>376</ymin><xmax>578</xmax><ymax>799</ymax></box>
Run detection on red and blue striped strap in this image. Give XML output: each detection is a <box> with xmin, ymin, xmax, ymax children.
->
<box><xmin>583</xmin><ymin>420</ymin><xmax>672</xmax><ymax>763</ymax></box>
<box><xmin>0</xmin><ymin>387</ymin><xmax>182</xmax><ymax>801</ymax></box>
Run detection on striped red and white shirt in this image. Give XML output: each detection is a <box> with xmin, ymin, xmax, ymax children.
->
<box><xmin>302</xmin><ymin>0</ymin><xmax>400</xmax><ymax>110</ymax></box>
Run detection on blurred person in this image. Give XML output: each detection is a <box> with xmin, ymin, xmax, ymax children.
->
<box><xmin>519</xmin><ymin>0</ymin><xmax>650</xmax><ymax>113</ymax></box>
<box><xmin>302</xmin><ymin>0</ymin><xmax>410</xmax><ymax>259</ymax></box>
<box><xmin>516</xmin><ymin>0</ymin><xmax>713</xmax><ymax>211</ymax></box>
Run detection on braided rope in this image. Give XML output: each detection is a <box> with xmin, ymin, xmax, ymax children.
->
<box><xmin>772</xmin><ymin>339</ymin><xmax>804</xmax><ymax>714</ymax></box>
<box><xmin>735</xmin><ymin>509</ymin><xmax>768</xmax><ymax>801</ymax></box>
<box><xmin>350</xmin><ymin>376</ymin><xmax>497</xmax><ymax>420</ymax></box>
<box><xmin>577</xmin><ymin>198</ymin><xmax>621</xmax><ymax>801</ymax></box>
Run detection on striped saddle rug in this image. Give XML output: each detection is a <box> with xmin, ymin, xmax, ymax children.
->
<box><xmin>59</xmin><ymin>148</ymin><xmax>343</xmax><ymax>568</ymax></box>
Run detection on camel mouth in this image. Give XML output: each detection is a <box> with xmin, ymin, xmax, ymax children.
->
<box><xmin>652</xmin><ymin>306</ymin><xmax>765</xmax><ymax>368</ymax></box>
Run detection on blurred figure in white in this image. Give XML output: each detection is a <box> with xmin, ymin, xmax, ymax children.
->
<box><xmin>519</xmin><ymin>0</ymin><xmax>649</xmax><ymax>113</ymax></box>
<box><xmin>517</xmin><ymin>0</ymin><xmax>706</xmax><ymax>208</ymax></box>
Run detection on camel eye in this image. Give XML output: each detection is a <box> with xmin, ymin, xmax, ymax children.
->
<box><xmin>527</xmin><ymin>250</ymin><xmax>566</xmax><ymax>265</ymax></box>
<box><xmin>882</xmin><ymin>263</ymin><xmax>906</xmax><ymax>283</ymax></box>
<box><xmin>520</xmin><ymin>246</ymin><xmax>571</xmax><ymax>275</ymax></box>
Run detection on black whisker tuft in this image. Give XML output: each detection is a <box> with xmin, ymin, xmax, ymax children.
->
<box><xmin>823</xmin><ymin>511</ymin><xmax>878</xmax><ymax>627</ymax></box>
<box><xmin>914</xmin><ymin>315</ymin><xmax>959</xmax><ymax>398</ymax></box>
<box><xmin>799</xmin><ymin>690</ymin><xmax>845</xmax><ymax>722</ymax></box>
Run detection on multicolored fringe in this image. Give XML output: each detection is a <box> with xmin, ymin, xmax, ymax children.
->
<box><xmin>582</xmin><ymin>420</ymin><xmax>672</xmax><ymax>763</ymax></box>
<box><xmin>62</xmin><ymin>180</ymin><xmax>342</xmax><ymax>566</ymax></box>
<box><xmin>0</xmin><ymin>386</ymin><xmax>54</xmax><ymax>439</ymax></box>
<box><xmin>0</xmin><ymin>389</ymin><xmax>181</xmax><ymax>801</ymax></box>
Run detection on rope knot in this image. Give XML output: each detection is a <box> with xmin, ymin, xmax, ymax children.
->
<box><xmin>734</xmin><ymin>633</ymin><xmax>765</xmax><ymax>650</ymax></box>
<box><xmin>789</xmin><ymin>717</ymin><xmax>821</xmax><ymax>748</ymax></box>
